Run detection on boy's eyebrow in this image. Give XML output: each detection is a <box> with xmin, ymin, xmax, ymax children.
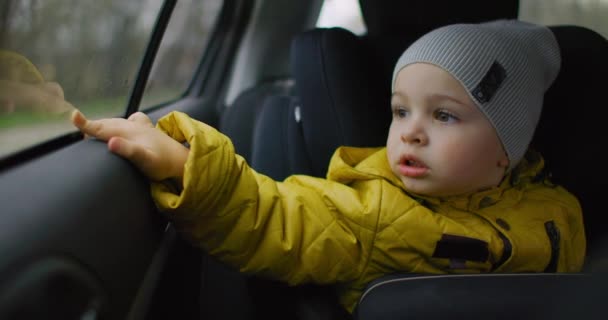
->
<box><xmin>431</xmin><ymin>93</ymin><xmax>470</xmax><ymax>107</ymax></box>
<box><xmin>391</xmin><ymin>92</ymin><xmax>406</xmax><ymax>101</ymax></box>
<box><xmin>391</xmin><ymin>92</ymin><xmax>473</xmax><ymax>110</ymax></box>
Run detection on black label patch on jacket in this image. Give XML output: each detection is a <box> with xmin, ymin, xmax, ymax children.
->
<box><xmin>433</xmin><ymin>234</ymin><xmax>489</xmax><ymax>263</ymax></box>
<box><xmin>471</xmin><ymin>61</ymin><xmax>506</xmax><ymax>104</ymax></box>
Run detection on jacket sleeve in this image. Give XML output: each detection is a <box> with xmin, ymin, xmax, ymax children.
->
<box><xmin>150</xmin><ymin>111</ymin><xmax>368</xmax><ymax>285</ymax></box>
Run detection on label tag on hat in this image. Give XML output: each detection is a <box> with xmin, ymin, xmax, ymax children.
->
<box><xmin>472</xmin><ymin>61</ymin><xmax>506</xmax><ymax>104</ymax></box>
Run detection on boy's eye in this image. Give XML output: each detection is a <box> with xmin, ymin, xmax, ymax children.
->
<box><xmin>434</xmin><ymin>109</ymin><xmax>459</xmax><ymax>123</ymax></box>
<box><xmin>393</xmin><ymin>107</ymin><xmax>408</xmax><ymax>118</ymax></box>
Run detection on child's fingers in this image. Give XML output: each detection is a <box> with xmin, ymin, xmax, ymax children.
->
<box><xmin>71</xmin><ymin>110</ymin><xmax>91</xmax><ymax>139</ymax></box>
<box><xmin>71</xmin><ymin>109</ymin><xmax>134</xmax><ymax>141</ymax></box>
<box><xmin>70</xmin><ymin>110</ymin><xmax>90</xmax><ymax>139</ymax></box>
<box><xmin>108</xmin><ymin>136</ymin><xmax>145</xmax><ymax>162</ymax></box>
<box><xmin>71</xmin><ymin>109</ymin><xmax>87</xmax><ymax>129</ymax></box>
<box><xmin>71</xmin><ymin>109</ymin><xmax>104</xmax><ymax>138</ymax></box>
<box><xmin>108</xmin><ymin>136</ymin><xmax>159</xmax><ymax>179</ymax></box>
<box><xmin>79</xmin><ymin>117</ymin><xmax>106</xmax><ymax>139</ymax></box>
<box><xmin>128</xmin><ymin>112</ymin><xmax>154</xmax><ymax>127</ymax></box>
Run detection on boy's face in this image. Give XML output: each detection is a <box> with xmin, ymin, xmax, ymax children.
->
<box><xmin>387</xmin><ymin>63</ymin><xmax>509</xmax><ymax>197</ymax></box>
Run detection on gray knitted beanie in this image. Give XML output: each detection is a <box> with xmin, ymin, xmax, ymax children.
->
<box><xmin>392</xmin><ymin>20</ymin><xmax>561</xmax><ymax>169</ymax></box>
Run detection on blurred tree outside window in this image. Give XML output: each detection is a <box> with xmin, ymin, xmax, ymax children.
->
<box><xmin>0</xmin><ymin>0</ymin><xmax>222</xmax><ymax>159</ymax></box>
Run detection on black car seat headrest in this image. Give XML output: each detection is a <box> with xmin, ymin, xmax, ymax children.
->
<box><xmin>290</xmin><ymin>27</ymin><xmax>391</xmax><ymax>177</ymax></box>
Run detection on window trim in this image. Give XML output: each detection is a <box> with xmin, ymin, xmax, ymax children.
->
<box><xmin>124</xmin><ymin>0</ymin><xmax>177</xmax><ymax>117</ymax></box>
<box><xmin>187</xmin><ymin>0</ymin><xmax>255</xmax><ymax>110</ymax></box>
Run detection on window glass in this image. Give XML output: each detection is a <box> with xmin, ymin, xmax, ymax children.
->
<box><xmin>141</xmin><ymin>0</ymin><xmax>222</xmax><ymax>108</ymax></box>
<box><xmin>520</xmin><ymin>0</ymin><xmax>608</xmax><ymax>39</ymax></box>
<box><xmin>0</xmin><ymin>0</ymin><xmax>223</xmax><ymax>159</ymax></box>
<box><xmin>316</xmin><ymin>0</ymin><xmax>366</xmax><ymax>35</ymax></box>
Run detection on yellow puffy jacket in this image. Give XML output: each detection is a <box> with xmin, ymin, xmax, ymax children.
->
<box><xmin>151</xmin><ymin>112</ymin><xmax>586</xmax><ymax>312</ymax></box>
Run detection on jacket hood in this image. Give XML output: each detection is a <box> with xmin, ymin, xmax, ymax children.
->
<box><xmin>326</xmin><ymin>147</ymin><xmax>402</xmax><ymax>187</ymax></box>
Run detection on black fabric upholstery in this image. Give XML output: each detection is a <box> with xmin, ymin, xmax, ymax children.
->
<box><xmin>220</xmin><ymin>79</ymin><xmax>293</xmax><ymax>163</ymax></box>
<box><xmin>251</xmin><ymin>96</ymin><xmax>313</xmax><ymax>181</ymax></box>
<box><xmin>290</xmin><ymin>27</ymin><xmax>391</xmax><ymax>177</ymax></box>
<box><xmin>354</xmin><ymin>273</ymin><xmax>602</xmax><ymax>320</ymax></box>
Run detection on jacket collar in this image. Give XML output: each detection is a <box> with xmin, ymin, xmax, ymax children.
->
<box><xmin>406</xmin><ymin>149</ymin><xmax>547</xmax><ymax>211</ymax></box>
<box><xmin>328</xmin><ymin>147</ymin><xmax>548</xmax><ymax>211</ymax></box>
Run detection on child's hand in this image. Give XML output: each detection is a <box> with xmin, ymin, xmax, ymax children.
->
<box><xmin>71</xmin><ymin>110</ymin><xmax>189</xmax><ymax>182</ymax></box>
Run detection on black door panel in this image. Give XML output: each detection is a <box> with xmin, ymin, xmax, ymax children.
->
<box><xmin>0</xmin><ymin>139</ymin><xmax>166</xmax><ymax>319</ymax></box>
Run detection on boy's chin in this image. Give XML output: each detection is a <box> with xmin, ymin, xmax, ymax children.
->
<box><xmin>399</xmin><ymin>177</ymin><xmax>438</xmax><ymax>197</ymax></box>
<box><xmin>400</xmin><ymin>177</ymin><xmax>479</xmax><ymax>198</ymax></box>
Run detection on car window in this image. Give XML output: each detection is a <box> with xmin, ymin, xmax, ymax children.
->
<box><xmin>520</xmin><ymin>0</ymin><xmax>608</xmax><ymax>39</ymax></box>
<box><xmin>141</xmin><ymin>0</ymin><xmax>222</xmax><ymax>109</ymax></box>
<box><xmin>316</xmin><ymin>0</ymin><xmax>366</xmax><ymax>35</ymax></box>
<box><xmin>0</xmin><ymin>0</ymin><xmax>222</xmax><ymax>160</ymax></box>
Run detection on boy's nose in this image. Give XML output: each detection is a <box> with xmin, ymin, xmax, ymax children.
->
<box><xmin>400</xmin><ymin>124</ymin><xmax>428</xmax><ymax>146</ymax></box>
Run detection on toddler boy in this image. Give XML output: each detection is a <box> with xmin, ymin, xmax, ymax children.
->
<box><xmin>72</xmin><ymin>20</ymin><xmax>585</xmax><ymax>312</ymax></box>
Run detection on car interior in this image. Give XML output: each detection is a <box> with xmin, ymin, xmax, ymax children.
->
<box><xmin>1</xmin><ymin>0</ymin><xmax>607</xmax><ymax>319</ymax></box>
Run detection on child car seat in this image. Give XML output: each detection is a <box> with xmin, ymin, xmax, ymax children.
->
<box><xmin>352</xmin><ymin>23</ymin><xmax>608</xmax><ymax>320</ymax></box>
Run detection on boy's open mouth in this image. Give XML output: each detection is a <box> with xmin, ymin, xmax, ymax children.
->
<box><xmin>405</xmin><ymin>159</ymin><xmax>425</xmax><ymax>167</ymax></box>
<box><xmin>399</xmin><ymin>155</ymin><xmax>428</xmax><ymax>178</ymax></box>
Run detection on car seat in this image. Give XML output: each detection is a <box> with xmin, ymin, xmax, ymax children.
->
<box><xmin>220</xmin><ymin>80</ymin><xmax>295</xmax><ymax>163</ymax></box>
